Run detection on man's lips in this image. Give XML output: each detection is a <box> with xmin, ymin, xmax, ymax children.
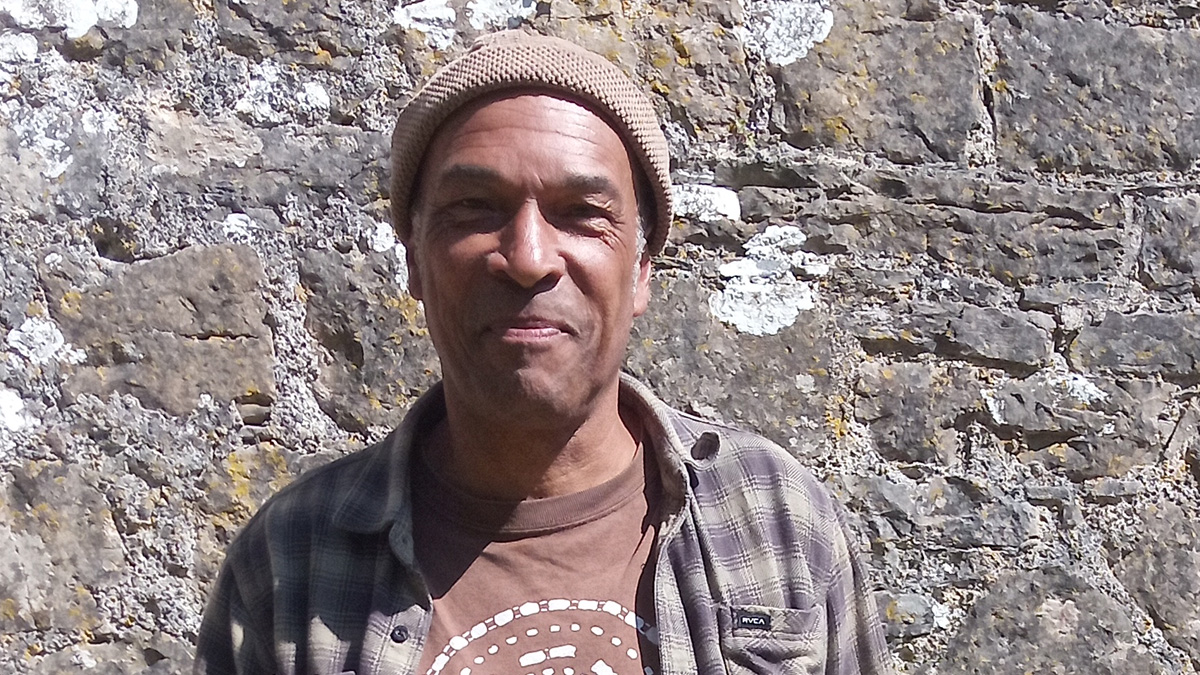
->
<box><xmin>486</xmin><ymin>316</ymin><xmax>574</xmax><ymax>340</ymax></box>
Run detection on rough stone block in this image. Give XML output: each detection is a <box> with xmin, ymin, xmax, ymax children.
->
<box><xmin>986</xmin><ymin>371</ymin><xmax>1174</xmax><ymax>480</ymax></box>
<box><xmin>0</xmin><ymin>462</ymin><xmax>124</xmax><ymax>634</ymax></box>
<box><xmin>626</xmin><ymin>273</ymin><xmax>839</xmax><ymax>454</ymax></box>
<box><xmin>43</xmin><ymin>245</ymin><xmax>276</xmax><ymax>416</ymax></box>
<box><xmin>1110</xmin><ymin>501</ymin><xmax>1200</xmax><ymax>664</ymax></box>
<box><xmin>298</xmin><ymin>248</ymin><xmax>440</xmax><ymax>432</ymax></box>
<box><xmin>1140</xmin><ymin>196</ymin><xmax>1200</xmax><ymax>293</ymax></box>
<box><xmin>96</xmin><ymin>0</ymin><xmax>197</xmax><ymax>71</ymax></box>
<box><xmin>922</xmin><ymin>476</ymin><xmax>1042</xmax><ymax>549</ymax></box>
<box><xmin>994</xmin><ymin>9</ymin><xmax>1200</xmax><ymax>172</ymax></box>
<box><xmin>878</xmin><ymin>592</ymin><xmax>936</xmax><ymax>638</ymax></box>
<box><xmin>854</xmin><ymin>361</ymin><xmax>981</xmax><ymax>465</ymax></box>
<box><xmin>1070</xmin><ymin>312</ymin><xmax>1200</xmax><ymax>382</ymax></box>
<box><xmin>775</xmin><ymin>8</ymin><xmax>986</xmax><ymax>163</ymax></box>
<box><xmin>804</xmin><ymin>182</ymin><xmax>1124</xmax><ymax>286</ymax></box>
<box><xmin>848</xmin><ymin>303</ymin><xmax>1052</xmax><ymax>371</ymax></box>
<box><xmin>215</xmin><ymin>0</ymin><xmax>364</xmax><ymax>67</ymax></box>
<box><xmin>938</xmin><ymin>569</ymin><xmax>1167</xmax><ymax>674</ymax></box>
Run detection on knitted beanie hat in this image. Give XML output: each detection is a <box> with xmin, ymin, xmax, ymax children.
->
<box><xmin>390</xmin><ymin>30</ymin><xmax>673</xmax><ymax>255</ymax></box>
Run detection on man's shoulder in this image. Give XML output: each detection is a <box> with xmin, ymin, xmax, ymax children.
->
<box><xmin>661</xmin><ymin>406</ymin><xmax>841</xmax><ymax>518</ymax></box>
<box><xmin>225</xmin><ymin>436</ymin><xmax>395</xmax><ymax>552</ymax></box>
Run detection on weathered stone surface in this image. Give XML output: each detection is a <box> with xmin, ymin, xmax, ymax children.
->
<box><xmin>42</xmin><ymin>245</ymin><xmax>276</xmax><ymax>416</ymax></box>
<box><xmin>805</xmin><ymin>191</ymin><xmax>1123</xmax><ymax>286</ymax></box>
<box><xmin>1110</xmin><ymin>501</ymin><xmax>1200</xmax><ymax>663</ymax></box>
<box><xmin>627</xmin><ymin>273</ymin><xmax>839</xmax><ymax>454</ymax></box>
<box><xmin>1140</xmin><ymin>196</ymin><xmax>1200</xmax><ymax>293</ymax></box>
<box><xmin>939</xmin><ymin>569</ymin><xmax>1166</xmax><ymax>674</ymax></box>
<box><xmin>917</xmin><ymin>475</ymin><xmax>1042</xmax><ymax>549</ymax></box>
<box><xmin>0</xmin><ymin>462</ymin><xmax>124</xmax><ymax>634</ymax></box>
<box><xmin>776</xmin><ymin>7</ymin><xmax>986</xmax><ymax>163</ymax></box>
<box><xmin>854</xmin><ymin>361</ymin><xmax>981</xmax><ymax>465</ymax></box>
<box><xmin>986</xmin><ymin>370</ymin><xmax>1174</xmax><ymax>480</ymax></box>
<box><xmin>298</xmin><ymin>248</ymin><xmax>440</xmax><ymax>432</ymax></box>
<box><xmin>994</xmin><ymin>9</ymin><xmax>1200</xmax><ymax>172</ymax></box>
<box><xmin>215</xmin><ymin>0</ymin><xmax>365</xmax><ymax>67</ymax></box>
<box><xmin>848</xmin><ymin>303</ymin><xmax>1052</xmax><ymax>371</ymax></box>
<box><xmin>1070</xmin><ymin>312</ymin><xmax>1200</xmax><ymax>382</ymax></box>
<box><xmin>878</xmin><ymin>592</ymin><xmax>937</xmax><ymax>638</ymax></box>
<box><xmin>95</xmin><ymin>0</ymin><xmax>197</xmax><ymax>71</ymax></box>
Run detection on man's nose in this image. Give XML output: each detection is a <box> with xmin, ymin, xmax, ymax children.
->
<box><xmin>489</xmin><ymin>201</ymin><xmax>563</xmax><ymax>289</ymax></box>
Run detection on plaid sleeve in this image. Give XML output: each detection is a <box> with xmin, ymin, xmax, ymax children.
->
<box><xmin>194</xmin><ymin>530</ymin><xmax>277</xmax><ymax>675</ymax></box>
<box><xmin>824</xmin><ymin>501</ymin><xmax>894</xmax><ymax>675</ymax></box>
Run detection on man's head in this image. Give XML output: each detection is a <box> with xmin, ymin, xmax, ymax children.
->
<box><xmin>390</xmin><ymin>31</ymin><xmax>673</xmax><ymax>256</ymax></box>
<box><xmin>389</xmin><ymin>32</ymin><xmax>673</xmax><ymax>425</ymax></box>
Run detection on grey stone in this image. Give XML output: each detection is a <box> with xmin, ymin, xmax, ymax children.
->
<box><xmin>926</xmin><ymin>210</ymin><xmax>1123</xmax><ymax>288</ymax></box>
<box><xmin>945</xmin><ymin>305</ymin><xmax>1053</xmax><ymax>370</ymax></box>
<box><xmin>878</xmin><ymin>592</ymin><xmax>936</xmax><ymax>638</ymax></box>
<box><xmin>917</xmin><ymin>476</ymin><xmax>1042</xmax><ymax>549</ymax></box>
<box><xmin>775</xmin><ymin>7</ymin><xmax>986</xmax><ymax>163</ymax></box>
<box><xmin>96</xmin><ymin>0</ymin><xmax>197</xmax><ymax>71</ymax></box>
<box><xmin>854</xmin><ymin>361</ymin><xmax>981</xmax><ymax>465</ymax></box>
<box><xmin>626</xmin><ymin>273</ymin><xmax>839</xmax><ymax>454</ymax></box>
<box><xmin>847</xmin><ymin>303</ymin><xmax>1052</xmax><ymax>371</ymax></box>
<box><xmin>1140</xmin><ymin>197</ymin><xmax>1200</xmax><ymax>293</ymax></box>
<box><xmin>42</xmin><ymin>245</ymin><xmax>276</xmax><ymax>416</ymax></box>
<box><xmin>939</xmin><ymin>569</ymin><xmax>1166</xmax><ymax>674</ymax></box>
<box><xmin>1110</xmin><ymin>501</ymin><xmax>1200</xmax><ymax>663</ymax></box>
<box><xmin>638</xmin><ymin>15</ymin><xmax>755</xmax><ymax>140</ymax></box>
<box><xmin>215</xmin><ymin>0</ymin><xmax>365</xmax><ymax>67</ymax></box>
<box><xmin>297</xmin><ymin>248</ymin><xmax>441</xmax><ymax>432</ymax></box>
<box><xmin>993</xmin><ymin>9</ymin><xmax>1200</xmax><ymax>172</ymax></box>
<box><xmin>1070</xmin><ymin>312</ymin><xmax>1200</xmax><ymax>382</ymax></box>
<box><xmin>987</xmin><ymin>372</ymin><xmax>1172</xmax><ymax>480</ymax></box>
<box><xmin>0</xmin><ymin>462</ymin><xmax>124</xmax><ymax>634</ymax></box>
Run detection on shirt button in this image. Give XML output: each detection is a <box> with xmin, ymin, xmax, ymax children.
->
<box><xmin>390</xmin><ymin>625</ymin><xmax>410</xmax><ymax>643</ymax></box>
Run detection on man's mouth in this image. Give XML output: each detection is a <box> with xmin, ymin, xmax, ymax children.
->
<box><xmin>488</xmin><ymin>315</ymin><xmax>573</xmax><ymax>342</ymax></box>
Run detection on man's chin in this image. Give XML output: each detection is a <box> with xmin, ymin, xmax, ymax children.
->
<box><xmin>458</xmin><ymin>368</ymin><xmax>609</xmax><ymax>425</ymax></box>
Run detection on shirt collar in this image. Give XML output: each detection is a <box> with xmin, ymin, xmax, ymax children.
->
<box><xmin>327</xmin><ymin>374</ymin><xmax>720</xmax><ymax>566</ymax></box>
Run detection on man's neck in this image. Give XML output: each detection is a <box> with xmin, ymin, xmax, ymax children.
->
<box><xmin>423</xmin><ymin>380</ymin><xmax>641</xmax><ymax>500</ymax></box>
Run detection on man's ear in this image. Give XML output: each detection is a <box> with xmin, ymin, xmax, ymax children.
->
<box><xmin>404</xmin><ymin>240</ymin><xmax>424</xmax><ymax>300</ymax></box>
<box><xmin>632</xmin><ymin>256</ymin><xmax>651</xmax><ymax>317</ymax></box>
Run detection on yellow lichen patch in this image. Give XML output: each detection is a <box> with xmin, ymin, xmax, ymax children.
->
<box><xmin>1</xmin><ymin>597</ymin><xmax>19</xmax><ymax>621</ymax></box>
<box><xmin>58</xmin><ymin>290</ymin><xmax>84</xmax><ymax>317</ymax></box>
<box><xmin>823</xmin><ymin>117</ymin><xmax>852</xmax><ymax>144</ymax></box>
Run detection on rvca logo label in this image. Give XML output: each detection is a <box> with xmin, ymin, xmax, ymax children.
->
<box><xmin>736</xmin><ymin>611</ymin><xmax>771</xmax><ymax>630</ymax></box>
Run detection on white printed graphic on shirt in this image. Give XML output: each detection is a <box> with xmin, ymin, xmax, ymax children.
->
<box><xmin>424</xmin><ymin>598</ymin><xmax>658</xmax><ymax>675</ymax></box>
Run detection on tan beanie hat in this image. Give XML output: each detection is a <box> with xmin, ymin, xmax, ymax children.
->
<box><xmin>390</xmin><ymin>30</ymin><xmax>673</xmax><ymax>255</ymax></box>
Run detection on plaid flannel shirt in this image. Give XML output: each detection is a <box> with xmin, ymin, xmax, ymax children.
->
<box><xmin>195</xmin><ymin>374</ymin><xmax>894</xmax><ymax>675</ymax></box>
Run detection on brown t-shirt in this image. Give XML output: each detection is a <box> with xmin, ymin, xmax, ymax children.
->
<box><xmin>413</xmin><ymin>445</ymin><xmax>661</xmax><ymax>675</ymax></box>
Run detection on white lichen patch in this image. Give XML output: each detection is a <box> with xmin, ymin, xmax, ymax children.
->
<box><xmin>0</xmin><ymin>386</ymin><xmax>32</xmax><ymax>432</ymax></box>
<box><xmin>235</xmin><ymin>62</ymin><xmax>288</xmax><ymax>127</ymax></box>
<box><xmin>6</xmin><ymin>316</ymin><xmax>84</xmax><ymax>365</ymax></box>
<box><xmin>296</xmin><ymin>81</ymin><xmax>331</xmax><ymax>116</ymax></box>
<box><xmin>740</xmin><ymin>0</ymin><xmax>833</xmax><ymax>67</ymax></box>
<box><xmin>222</xmin><ymin>213</ymin><xmax>256</xmax><ymax>243</ymax></box>
<box><xmin>393</xmin><ymin>0</ymin><xmax>457</xmax><ymax>50</ymax></box>
<box><xmin>7</xmin><ymin>106</ymin><xmax>74</xmax><ymax>178</ymax></box>
<box><xmin>0</xmin><ymin>31</ymin><xmax>37</xmax><ymax>62</ymax></box>
<box><xmin>368</xmin><ymin>220</ymin><xmax>397</xmax><ymax>253</ymax></box>
<box><xmin>709</xmin><ymin>277</ymin><xmax>815</xmax><ymax>336</ymax></box>
<box><xmin>709</xmin><ymin>225</ymin><xmax>825</xmax><ymax>336</ymax></box>
<box><xmin>466</xmin><ymin>0</ymin><xmax>537</xmax><ymax>30</ymax></box>
<box><xmin>672</xmin><ymin>184</ymin><xmax>741</xmax><ymax>223</ymax></box>
<box><xmin>0</xmin><ymin>0</ymin><xmax>138</xmax><ymax>39</ymax></box>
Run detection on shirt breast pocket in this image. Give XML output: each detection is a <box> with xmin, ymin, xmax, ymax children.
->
<box><xmin>718</xmin><ymin>603</ymin><xmax>827</xmax><ymax>674</ymax></box>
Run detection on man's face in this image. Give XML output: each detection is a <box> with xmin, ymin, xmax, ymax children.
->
<box><xmin>406</xmin><ymin>93</ymin><xmax>651</xmax><ymax>424</ymax></box>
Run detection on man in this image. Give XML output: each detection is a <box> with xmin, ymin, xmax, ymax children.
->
<box><xmin>196</xmin><ymin>30</ymin><xmax>892</xmax><ymax>675</ymax></box>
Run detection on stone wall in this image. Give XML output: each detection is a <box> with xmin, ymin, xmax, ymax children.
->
<box><xmin>2</xmin><ymin>0</ymin><xmax>1199</xmax><ymax>671</ymax></box>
